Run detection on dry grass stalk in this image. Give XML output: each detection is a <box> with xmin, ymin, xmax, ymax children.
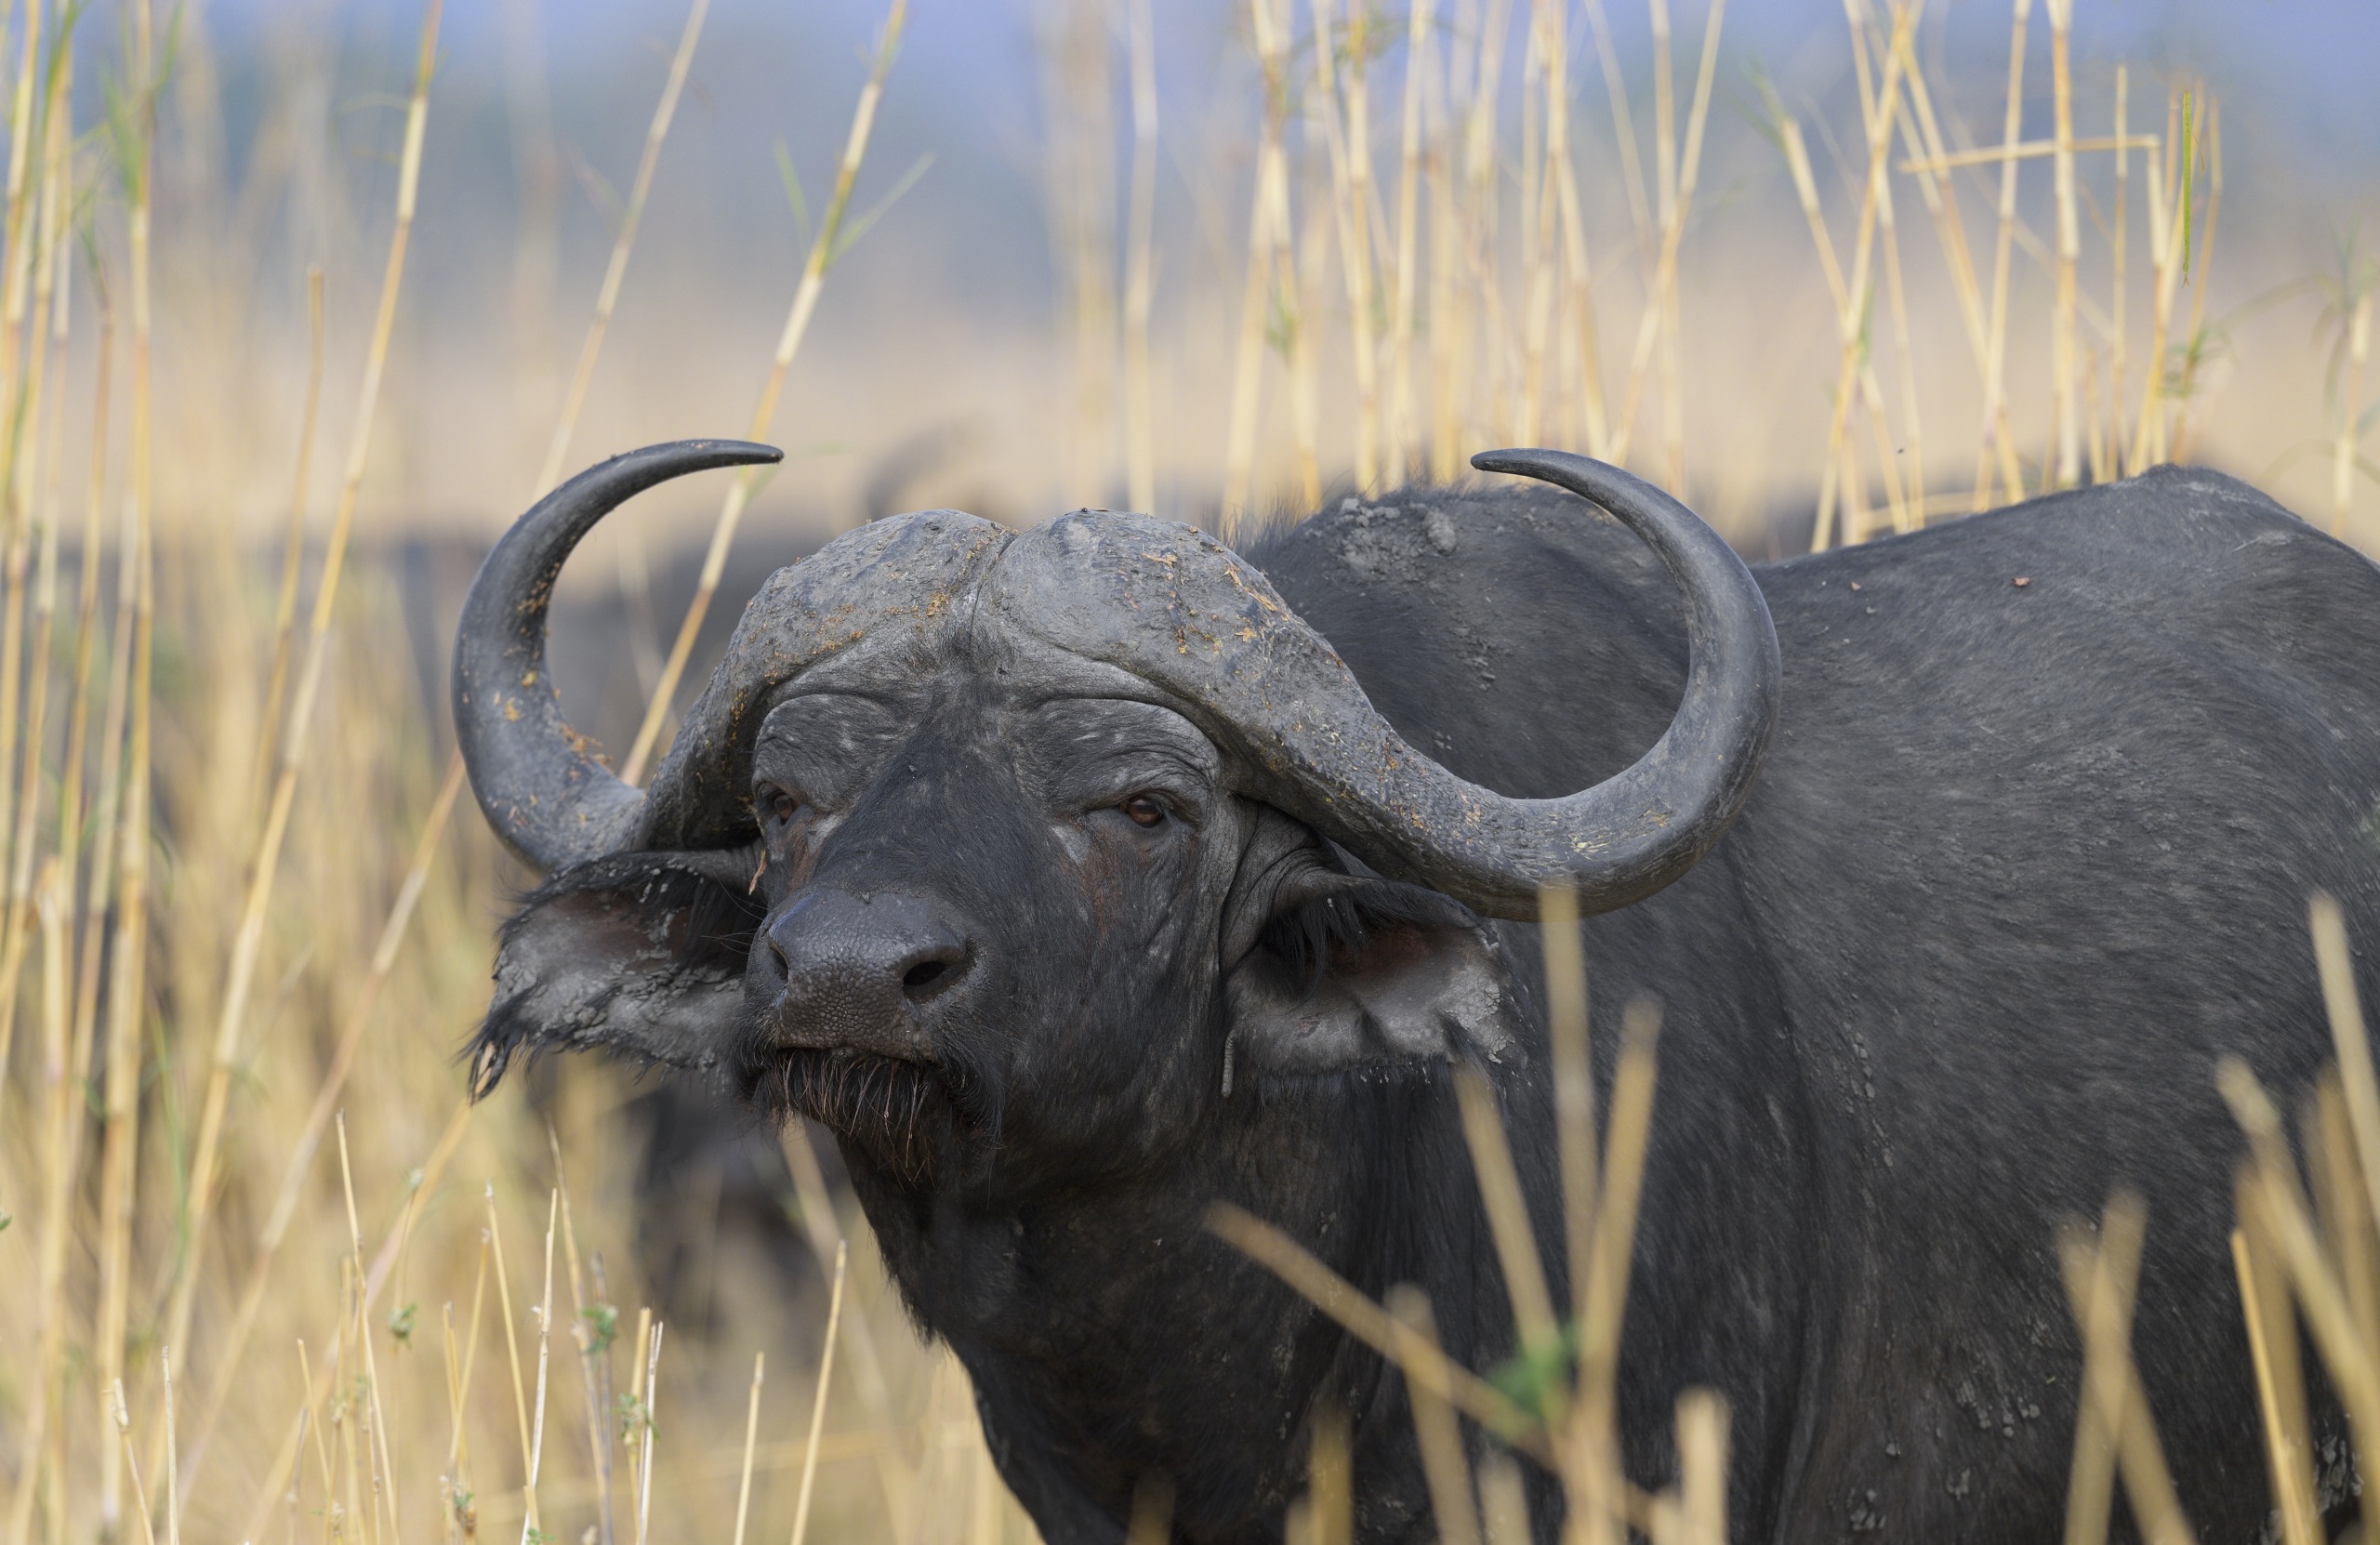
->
<box><xmin>95</xmin><ymin>0</ymin><xmax>163</xmax><ymax>1517</ymax></box>
<box><xmin>2335</xmin><ymin>291</ymin><xmax>2371</xmax><ymax>536</ymax></box>
<box><xmin>1547</xmin><ymin>58</ymin><xmax>1608</xmax><ymax>460</ymax></box>
<box><xmin>1526</xmin><ymin>0</ymin><xmax>1603</xmax><ymax>460</ymax></box>
<box><xmin>2304</xmin><ymin>890</ymin><xmax>2380</xmax><ymax>1437</ymax></box>
<box><xmin>162</xmin><ymin>0</ymin><xmax>446</xmax><ymax>1447</ymax></box>
<box><xmin>1387</xmin><ymin>1287</ymin><xmax>1484</xmax><ymax>1545</ymax></box>
<box><xmin>442</xmin><ymin>1306</ymin><xmax>470</xmax><ymax>1542</ymax></box>
<box><xmin>2054</xmin><ymin>1191</ymin><xmax>2191</xmax><ymax>1545</ymax></box>
<box><xmin>1453</xmin><ymin>1064</ymin><xmax>1562</xmax><ymax>1357</ymax></box>
<box><xmin>1280</xmin><ymin>2</ymin><xmax>1327</xmax><ymax>507</ymax></box>
<box><xmin>1421</xmin><ymin>0</ymin><xmax>1468</xmax><ymax>482</ymax></box>
<box><xmin>1567</xmin><ymin>999</ymin><xmax>1662</xmax><ymax>1545</ymax></box>
<box><xmin>3</xmin><ymin>862</ymin><xmax>71</xmax><ymax>1545</ymax></box>
<box><xmin>1044</xmin><ymin>0</ymin><xmax>1118</xmax><ymax>509</ymax></box>
<box><xmin>2127</xmin><ymin>83</ymin><xmax>2197</xmax><ymax>474</ymax></box>
<box><xmin>1899</xmin><ymin>133</ymin><xmax>2157</xmax><ymax>176</ymax></box>
<box><xmin>1889</xmin><ymin>33</ymin><xmax>1990</xmax><ymax>373</ymax></box>
<box><xmin>51</xmin><ymin>271</ymin><xmax>104</xmax><ymax>896</ymax></box>
<box><xmin>2053</xmin><ymin>1195</ymin><xmax>2131</xmax><ymax>1545</ymax></box>
<box><xmin>2308</xmin><ymin>1076</ymin><xmax>2380</xmax><ymax>1377</ymax></box>
<box><xmin>1516</xmin><ymin>8</ymin><xmax>1548</xmax><ymax>447</ymax></box>
<box><xmin>2311</xmin><ymin>892</ymin><xmax>2380</xmax><ymax>1307</ymax></box>
<box><xmin>787</xmin><ymin>1238</ymin><xmax>850</xmax><ymax>1545</ymax></box>
<box><xmin>2170</xmin><ymin>104</ymin><xmax>2223</xmax><ymax>464</ymax></box>
<box><xmin>1651</xmin><ymin>0</ymin><xmax>1676</xmax><ymax>271</ymax></box>
<box><xmin>535</xmin><ymin>0</ymin><xmax>711</xmax><ymax>497</ymax></box>
<box><xmin>111</xmin><ymin>1382</ymin><xmax>158</xmax><ymax>1545</ymax></box>
<box><xmin>1383</xmin><ymin>0</ymin><xmax>1433</xmax><ymax>485</ymax></box>
<box><xmin>231</xmin><ymin>1101</ymin><xmax>478</xmax><ymax>1542</ymax></box>
<box><xmin>0</xmin><ymin>20</ymin><xmax>69</xmax><ymax>923</ymax></box>
<box><xmin>446</xmin><ymin>1240</ymin><xmax>490</xmax><ymax>1542</ymax></box>
<box><xmin>336</xmin><ymin>1116</ymin><xmax>403</xmax><ymax>1543</ymax></box>
<box><xmin>1972</xmin><ymin>0</ymin><xmax>2033</xmax><ymax>512</ymax></box>
<box><xmin>1475</xmin><ymin>1454</ymin><xmax>1530</xmax><ymax>1545</ymax></box>
<box><xmin>1205</xmin><ymin>1201</ymin><xmax>1553</xmax><ymax>1459</ymax></box>
<box><xmin>1310</xmin><ymin>0</ymin><xmax>1381</xmax><ymax>490</ymax></box>
<box><xmin>1824</xmin><ymin>0</ymin><xmax>1916</xmax><ymax>542</ymax></box>
<box><xmin>2109</xmin><ymin>66</ymin><xmax>2129</xmax><ymax>476</ymax></box>
<box><xmin>777</xmin><ymin>1124</ymin><xmax>917</xmax><ymax>1526</ymax></box>
<box><xmin>1223</xmin><ymin>0</ymin><xmax>1297</xmax><ymax>527</ymax></box>
<box><xmin>1122</xmin><ymin>0</ymin><xmax>1158</xmax><ymax>514</ymax></box>
<box><xmin>732</xmin><ymin>1353</ymin><xmax>766</xmax><ymax>1545</ymax></box>
<box><xmin>1606</xmin><ymin>0</ymin><xmax>1725</xmax><ymax>475</ymax></box>
<box><xmin>486</xmin><ymin>1183</ymin><xmax>544</xmax><ymax>1543</ymax></box>
<box><xmin>1539</xmin><ymin>883</ymin><xmax>1598</xmax><ymax>1335</ymax></box>
<box><xmin>179</xmin><ymin>754</ymin><xmax>468</xmax><ymax>1497</ymax></box>
<box><xmin>2125</xmin><ymin>84</ymin><xmax>2177</xmax><ymax>473</ymax></box>
<box><xmin>298</xmin><ymin>1338</ymin><xmax>335</xmax><ymax>1534</ymax></box>
<box><xmin>247</xmin><ymin>265</ymin><xmax>324</xmax><ymax>820</ymax></box>
<box><xmin>2046</xmin><ymin>0</ymin><xmax>2079</xmax><ymax>487</ymax></box>
<box><xmin>634</xmin><ymin>1321</ymin><xmax>662</xmax><ymax>1545</ymax></box>
<box><xmin>530</xmin><ymin>1189</ymin><xmax>561</xmax><ymax>1532</ymax></box>
<box><xmin>1305</xmin><ymin>1400</ymin><xmax>1353</xmax><ymax>1545</ymax></box>
<box><xmin>622</xmin><ymin>0</ymin><xmax>908</xmax><ymax>785</ymax></box>
<box><xmin>626</xmin><ymin>1303</ymin><xmax>652</xmax><ymax>1518</ymax></box>
<box><xmin>59</xmin><ymin>276</ymin><xmax>114</xmax><ymax>1096</ymax></box>
<box><xmin>1457</xmin><ymin>0</ymin><xmax>1514</xmax><ymax>459</ymax></box>
<box><xmin>1125</xmin><ymin>1474</ymin><xmax>1175</xmax><ymax>1545</ymax></box>
<box><xmin>158</xmin><ymin>1347</ymin><xmax>178</xmax><ymax>1545</ymax></box>
<box><xmin>1580</xmin><ymin>0</ymin><xmax>1652</xmax><ymax>267</ymax></box>
<box><xmin>2217</xmin><ymin>1057</ymin><xmax>2380</xmax><ymax>1515</ymax></box>
<box><xmin>1850</xmin><ymin>3</ymin><xmax>1924</xmax><ymax>525</ymax></box>
<box><xmin>550</xmin><ymin>1149</ymin><xmax>619</xmax><ymax>1545</ymax></box>
<box><xmin>1580</xmin><ymin>1001</ymin><xmax>1661</xmax><ymax>1384</ymax></box>
<box><xmin>1673</xmin><ymin>1390</ymin><xmax>1729</xmax><ymax>1545</ymax></box>
<box><xmin>0</xmin><ymin>0</ymin><xmax>46</xmax><ymax>464</ymax></box>
<box><xmin>1290</xmin><ymin>173</ymin><xmax>1334</xmax><ymax>515</ymax></box>
<box><xmin>2231</xmin><ymin>1216</ymin><xmax>2320</xmax><ymax>1545</ymax></box>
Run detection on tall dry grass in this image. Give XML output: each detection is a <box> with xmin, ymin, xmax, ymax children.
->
<box><xmin>0</xmin><ymin>4</ymin><xmax>2373</xmax><ymax>1545</ymax></box>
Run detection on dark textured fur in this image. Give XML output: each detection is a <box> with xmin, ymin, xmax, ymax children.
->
<box><xmin>470</xmin><ymin>466</ymin><xmax>2380</xmax><ymax>1545</ymax></box>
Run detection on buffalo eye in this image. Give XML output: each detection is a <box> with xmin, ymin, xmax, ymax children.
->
<box><xmin>762</xmin><ymin>787</ymin><xmax>800</xmax><ymax>825</ymax></box>
<box><xmin>1119</xmin><ymin>794</ymin><xmax>1168</xmax><ymax>828</ymax></box>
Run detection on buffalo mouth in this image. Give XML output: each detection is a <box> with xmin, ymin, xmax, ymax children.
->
<box><xmin>737</xmin><ymin>1043</ymin><xmax>969</xmax><ymax>1187</ymax></box>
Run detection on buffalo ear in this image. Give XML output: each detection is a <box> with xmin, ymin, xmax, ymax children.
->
<box><xmin>1223</xmin><ymin>869</ymin><xmax>1520</xmax><ymax>1086</ymax></box>
<box><xmin>469</xmin><ymin>849</ymin><xmax>765</xmax><ymax>1096</ymax></box>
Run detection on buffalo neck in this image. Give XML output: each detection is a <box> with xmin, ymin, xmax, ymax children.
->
<box><xmin>836</xmin><ymin>1050</ymin><xmax>1590</xmax><ymax>1541</ymax></box>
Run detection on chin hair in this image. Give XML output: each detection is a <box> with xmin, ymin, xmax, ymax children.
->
<box><xmin>741</xmin><ymin>1027</ymin><xmax>995</xmax><ymax>1189</ymax></box>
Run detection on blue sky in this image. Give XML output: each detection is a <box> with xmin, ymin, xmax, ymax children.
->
<box><xmin>200</xmin><ymin>0</ymin><xmax>2380</xmax><ymax>186</ymax></box>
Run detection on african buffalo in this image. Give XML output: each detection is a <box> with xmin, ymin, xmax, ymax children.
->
<box><xmin>454</xmin><ymin>441</ymin><xmax>2380</xmax><ymax>1543</ymax></box>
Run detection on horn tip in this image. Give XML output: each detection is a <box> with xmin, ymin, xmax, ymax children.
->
<box><xmin>1469</xmin><ymin>447</ymin><xmax>1557</xmax><ymax>475</ymax></box>
<box><xmin>697</xmin><ymin>438</ymin><xmax>784</xmax><ymax>465</ymax></box>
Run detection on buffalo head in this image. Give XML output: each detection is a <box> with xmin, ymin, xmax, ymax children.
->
<box><xmin>454</xmin><ymin>441</ymin><xmax>1778</xmax><ymax>1195</ymax></box>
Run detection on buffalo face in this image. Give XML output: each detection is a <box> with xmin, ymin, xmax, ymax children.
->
<box><xmin>734</xmin><ymin>645</ymin><xmax>1529</xmax><ymax>1195</ymax></box>
<box><xmin>733</xmin><ymin>656</ymin><xmax>1254</xmax><ymax>1188</ymax></box>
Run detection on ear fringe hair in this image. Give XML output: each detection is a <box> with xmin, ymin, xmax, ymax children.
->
<box><xmin>1257</xmin><ymin>878</ymin><xmax>1478</xmax><ymax>992</ymax></box>
<box><xmin>467</xmin><ymin>851</ymin><xmax>767</xmax><ymax>1098</ymax></box>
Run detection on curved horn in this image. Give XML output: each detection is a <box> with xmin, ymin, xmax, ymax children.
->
<box><xmin>1435</xmin><ymin>447</ymin><xmax>1782</xmax><ymax>913</ymax></box>
<box><xmin>453</xmin><ymin>439</ymin><xmax>783</xmax><ymax>872</ymax></box>
<box><xmin>987</xmin><ymin>448</ymin><xmax>1779</xmax><ymax>920</ymax></box>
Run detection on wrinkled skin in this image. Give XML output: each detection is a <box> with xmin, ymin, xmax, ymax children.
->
<box><xmin>470</xmin><ymin>466</ymin><xmax>2380</xmax><ymax>1544</ymax></box>
<box><xmin>720</xmin><ymin>637</ymin><xmax>1529</xmax><ymax>1538</ymax></box>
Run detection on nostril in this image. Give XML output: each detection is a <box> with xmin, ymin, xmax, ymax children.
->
<box><xmin>898</xmin><ymin>942</ymin><xmax>970</xmax><ymax>1002</ymax></box>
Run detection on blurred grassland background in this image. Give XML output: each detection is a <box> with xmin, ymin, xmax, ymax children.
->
<box><xmin>0</xmin><ymin>1</ymin><xmax>2377</xmax><ymax>1544</ymax></box>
